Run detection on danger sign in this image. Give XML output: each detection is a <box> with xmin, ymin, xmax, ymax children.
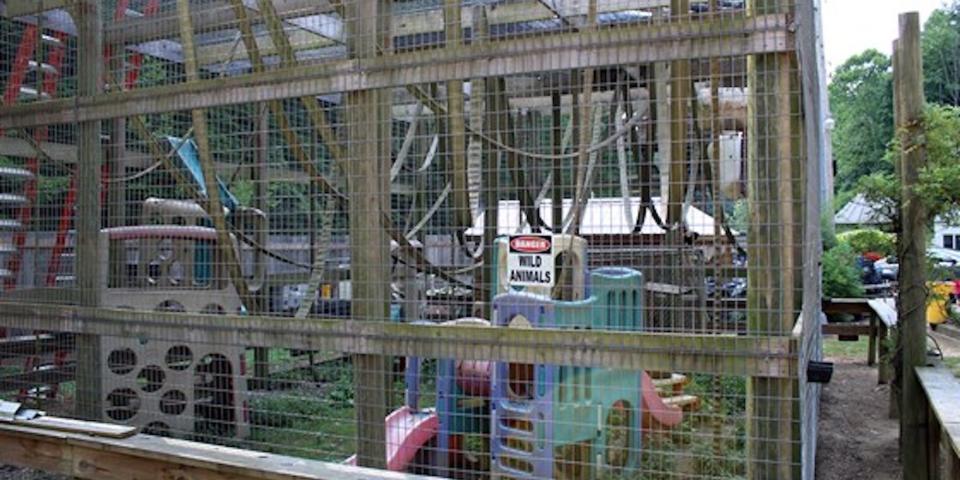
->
<box><xmin>507</xmin><ymin>235</ymin><xmax>554</xmax><ymax>287</ymax></box>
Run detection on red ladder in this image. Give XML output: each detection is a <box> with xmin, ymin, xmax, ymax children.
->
<box><xmin>45</xmin><ymin>0</ymin><xmax>161</xmax><ymax>287</ymax></box>
<box><xmin>2</xmin><ymin>25</ymin><xmax>67</xmax><ymax>291</ymax></box>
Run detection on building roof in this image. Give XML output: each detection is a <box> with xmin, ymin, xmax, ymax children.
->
<box><xmin>465</xmin><ymin>197</ymin><xmax>721</xmax><ymax>237</ymax></box>
<box><xmin>834</xmin><ymin>194</ymin><xmax>891</xmax><ymax>226</ymax></box>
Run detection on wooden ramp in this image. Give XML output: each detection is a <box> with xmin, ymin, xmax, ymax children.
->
<box><xmin>0</xmin><ymin>414</ymin><xmax>442</xmax><ymax>480</ymax></box>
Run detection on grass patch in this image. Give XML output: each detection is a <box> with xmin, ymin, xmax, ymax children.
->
<box><xmin>823</xmin><ymin>337</ymin><xmax>870</xmax><ymax>360</ymax></box>
<box><xmin>248</xmin><ymin>391</ymin><xmax>356</xmax><ymax>461</ymax></box>
<box><xmin>943</xmin><ymin>357</ymin><xmax>960</xmax><ymax>379</ymax></box>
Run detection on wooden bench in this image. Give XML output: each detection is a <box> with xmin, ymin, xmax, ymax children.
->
<box><xmin>822</xmin><ymin>298</ymin><xmax>897</xmax><ymax>383</ymax></box>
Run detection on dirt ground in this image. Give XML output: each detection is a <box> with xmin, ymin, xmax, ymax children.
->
<box><xmin>816</xmin><ymin>330</ymin><xmax>960</xmax><ymax>480</ymax></box>
<box><xmin>0</xmin><ymin>466</ymin><xmax>67</xmax><ymax>480</ymax></box>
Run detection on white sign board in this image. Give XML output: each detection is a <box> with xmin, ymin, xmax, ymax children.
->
<box><xmin>507</xmin><ymin>235</ymin><xmax>555</xmax><ymax>287</ymax></box>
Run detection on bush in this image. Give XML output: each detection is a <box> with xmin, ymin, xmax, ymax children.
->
<box><xmin>838</xmin><ymin>229</ymin><xmax>895</xmax><ymax>256</ymax></box>
<box><xmin>823</xmin><ymin>242</ymin><xmax>865</xmax><ymax>298</ymax></box>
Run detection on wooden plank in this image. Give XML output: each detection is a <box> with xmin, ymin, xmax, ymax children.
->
<box><xmin>821</xmin><ymin>298</ymin><xmax>872</xmax><ymax>315</ymax></box>
<box><xmin>10</xmin><ymin>416</ymin><xmax>136</xmax><ymax>439</ymax></box>
<box><xmin>821</xmin><ymin>323</ymin><xmax>875</xmax><ymax>336</ymax></box>
<box><xmin>0</xmin><ymin>16</ymin><xmax>793</xmax><ymax>130</ymax></box>
<box><xmin>0</xmin><ymin>301</ymin><xmax>798</xmax><ymax>377</ymax></box>
<box><xmin>897</xmin><ymin>13</ymin><xmax>930</xmax><ymax>479</ymax></box>
<box><xmin>0</xmin><ymin>421</ymin><xmax>441</xmax><ymax>480</ymax></box>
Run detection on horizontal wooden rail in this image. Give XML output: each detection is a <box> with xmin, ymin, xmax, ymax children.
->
<box><xmin>0</xmin><ymin>301</ymin><xmax>797</xmax><ymax>377</ymax></box>
<box><xmin>915</xmin><ymin>366</ymin><xmax>960</xmax><ymax>478</ymax></box>
<box><xmin>0</xmin><ymin>419</ymin><xmax>437</xmax><ymax>480</ymax></box>
<box><xmin>0</xmin><ymin>14</ymin><xmax>791</xmax><ymax>129</ymax></box>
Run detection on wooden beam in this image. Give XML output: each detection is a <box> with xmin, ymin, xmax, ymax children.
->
<box><xmin>445</xmin><ymin>0</ymin><xmax>471</xmax><ymax>232</ymax></box>
<box><xmin>73</xmin><ymin>0</ymin><xmax>104</xmax><ymax>423</ymax></box>
<box><xmin>100</xmin><ymin>0</ymin><xmax>685</xmax><ymax>45</ymax></box>
<box><xmin>0</xmin><ymin>302</ymin><xmax>798</xmax><ymax>378</ymax></box>
<box><xmin>0</xmin><ymin>16</ymin><xmax>793</xmax><ymax>130</ymax></box>
<box><xmin>0</xmin><ymin>421</ymin><xmax>439</xmax><ymax>480</ymax></box>
<box><xmin>668</xmin><ymin>0</ymin><xmax>690</xmax><ymax>226</ymax></box>
<box><xmin>3</xmin><ymin>0</ymin><xmax>71</xmax><ymax>17</ymax></box>
<box><xmin>103</xmin><ymin>0</ymin><xmax>336</xmax><ymax>45</ymax></box>
<box><xmin>177</xmin><ymin>0</ymin><xmax>253</xmax><ymax>310</ymax></box>
<box><xmin>196</xmin><ymin>29</ymin><xmax>335</xmax><ymax>67</ymax></box>
<box><xmin>0</xmin><ymin>136</ymin><xmax>314</xmax><ymax>183</ymax></box>
<box><xmin>897</xmin><ymin>12</ymin><xmax>930</xmax><ymax>480</ymax></box>
<box><xmin>744</xmin><ymin>1</ymin><xmax>803</xmax><ymax>478</ymax></box>
<box><xmin>344</xmin><ymin>0</ymin><xmax>391</xmax><ymax>468</ymax></box>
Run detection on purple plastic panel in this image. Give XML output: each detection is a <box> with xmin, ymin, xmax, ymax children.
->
<box><xmin>491</xmin><ymin>292</ymin><xmax>556</xmax><ymax>479</ymax></box>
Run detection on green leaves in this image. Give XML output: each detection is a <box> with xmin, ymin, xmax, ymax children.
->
<box><xmin>822</xmin><ymin>242</ymin><xmax>865</xmax><ymax>299</ymax></box>
<box><xmin>829</xmin><ymin>50</ymin><xmax>895</xmax><ymax>199</ymax></box>
<box><xmin>923</xmin><ymin>8</ymin><xmax>960</xmax><ymax>107</ymax></box>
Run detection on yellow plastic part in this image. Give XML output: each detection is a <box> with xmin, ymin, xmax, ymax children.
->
<box><xmin>926</xmin><ymin>282</ymin><xmax>955</xmax><ymax>325</ymax></box>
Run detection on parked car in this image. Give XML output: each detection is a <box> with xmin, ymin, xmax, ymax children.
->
<box><xmin>875</xmin><ymin>247</ymin><xmax>960</xmax><ymax>281</ymax></box>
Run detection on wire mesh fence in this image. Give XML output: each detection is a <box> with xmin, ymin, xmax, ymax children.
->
<box><xmin>0</xmin><ymin>0</ymin><xmax>822</xmax><ymax>478</ymax></box>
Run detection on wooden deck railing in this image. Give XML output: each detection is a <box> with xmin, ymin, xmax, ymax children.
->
<box><xmin>915</xmin><ymin>366</ymin><xmax>960</xmax><ymax>478</ymax></box>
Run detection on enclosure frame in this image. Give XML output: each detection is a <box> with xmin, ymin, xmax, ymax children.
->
<box><xmin>0</xmin><ymin>0</ymin><xmax>825</xmax><ymax>478</ymax></box>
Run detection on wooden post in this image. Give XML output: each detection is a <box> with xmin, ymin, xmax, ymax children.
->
<box><xmin>74</xmin><ymin>0</ymin><xmax>104</xmax><ymax>421</ymax></box>
<box><xmin>345</xmin><ymin>0</ymin><xmax>391</xmax><ymax>468</ymax></box>
<box><xmin>444</xmin><ymin>0</ymin><xmax>470</xmax><ymax>233</ymax></box>
<box><xmin>868</xmin><ymin>314</ymin><xmax>878</xmax><ymax>367</ymax></box>
<box><xmin>106</xmin><ymin>38</ymin><xmax>127</xmax><ymax>283</ymax></box>
<box><xmin>879</xmin><ymin>322</ymin><xmax>892</xmax><ymax>384</ymax></box>
<box><xmin>655</xmin><ymin>62</ymin><xmax>671</xmax><ymax>201</ymax></box>
<box><xmin>668</xmin><ymin>0</ymin><xmax>690</xmax><ymax>227</ymax></box>
<box><xmin>745</xmin><ymin>0</ymin><xmax>802</xmax><ymax>477</ymax></box>
<box><xmin>551</xmin><ymin>90</ymin><xmax>563</xmax><ymax>230</ymax></box>
<box><xmin>927</xmin><ymin>405</ymin><xmax>941</xmax><ymax>480</ymax></box>
<box><xmin>477</xmin><ymin>8</ymin><xmax>498</xmax><ymax>315</ymax></box>
<box><xmin>896</xmin><ymin>12</ymin><xmax>930</xmax><ymax>480</ymax></box>
<box><xmin>253</xmin><ymin>104</ymin><xmax>270</xmax><ymax>386</ymax></box>
<box><xmin>175</xmin><ymin>0</ymin><xmax>252</xmax><ymax>309</ymax></box>
<box><xmin>569</xmin><ymin>0</ymin><xmax>597</xmax><ymax>234</ymax></box>
<box><xmin>890</xmin><ymin>38</ymin><xmax>903</xmax><ymax>419</ymax></box>
<box><xmin>947</xmin><ymin>448</ymin><xmax>960</xmax><ymax>479</ymax></box>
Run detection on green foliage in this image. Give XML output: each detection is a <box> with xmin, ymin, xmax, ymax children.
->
<box><xmin>915</xmin><ymin>105</ymin><xmax>960</xmax><ymax>223</ymax></box>
<box><xmin>822</xmin><ymin>242</ymin><xmax>865</xmax><ymax>298</ymax></box>
<box><xmin>822</xmin><ymin>213</ymin><xmax>838</xmax><ymax>251</ymax></box>
<box><xmin>923</xmin><ymin>7</ymin><xmax>960</xmax><ymax>107</ymax></box>
<box><xmin>856</xmin><ymin>168</ymin><xmax>900</xmax><ymax>233</ymax></box>
<box><xmin>829</xmin><ymin>49</ymin><xmax>895</xmax><ymax>198</ymax></box>
<box><xmin>852</xmin><ymin>105</ymin><xmax>960</xmax><ymax>236</ymax></box>
<box><xmin>837</xmin><ymin>229</ymin><xmax>895</xmax><ymax>256</ymax></box>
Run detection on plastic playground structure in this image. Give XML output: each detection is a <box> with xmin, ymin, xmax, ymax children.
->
<box><xmin>348</xmin><ymin>234</ymin><xmax>702</xmax><ymax>478</ymax></box>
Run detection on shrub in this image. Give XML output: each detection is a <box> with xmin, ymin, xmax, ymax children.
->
<box><xmin>838</xmin><ymin>229</ymin><xmax>895</xmax><ymax>256</ymax></box>
<box><xmin>823</xmin><ymin>242</ymin><xmax>865</xmax><ymax>298</ymax></box>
